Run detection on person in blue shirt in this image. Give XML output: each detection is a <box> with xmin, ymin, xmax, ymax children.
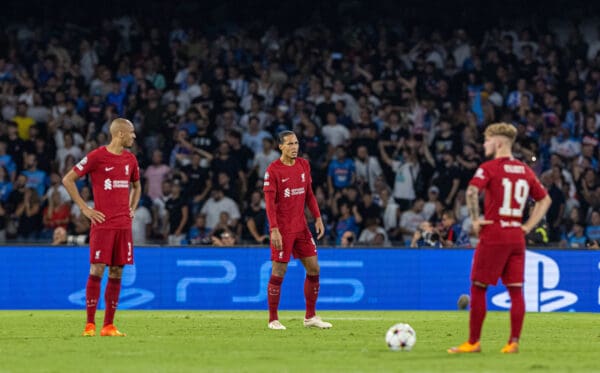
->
<box><xmin>327</xmin><ymin>146</ymin><xmax>355</xmax><ymax>196</ymax></box>
<box><xmin>440</xmin><ymin>210</ymin><xmax>470</xmax><ymax>247</ymax></box>
<box><xmin>334</xmin><ymin>201</ymin><xmax>362</xmax><ymax>245</ymax></box>
<box><xmin>21</xmin><ymin>154</ymin><xmax>48</xmax><ymax>198</ymax></box>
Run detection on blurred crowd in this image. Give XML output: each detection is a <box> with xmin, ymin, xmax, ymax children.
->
<box><xmin>2</xmin><ymin>12</ymin><xmax>600</xmax><ymax>248</ymax></box>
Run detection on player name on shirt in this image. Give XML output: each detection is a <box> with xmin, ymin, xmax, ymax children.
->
<box><xmin>504</xmin><ymin>165</ymin><xmax>525</xmax><ymax>174</ymax></box>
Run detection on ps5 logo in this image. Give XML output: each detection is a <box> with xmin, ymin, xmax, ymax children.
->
<box><xmin>175</xmin><ymin>259</ymin><xmax>364</xmax><ymax>304</ymax></box>
<box><xmin>492</xmin><ymin>251</ymin><xmax>578</xmax><ymax>312</ymax></box>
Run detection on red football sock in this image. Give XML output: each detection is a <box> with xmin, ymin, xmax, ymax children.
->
<box><xmin>86</xmin><ymin>275</ymin><xmax>101</xmax><ymax>324</ymax></box>
<box><xmin>103</xmin><ymin>278</ymin><xmax>122</xmax><ymax>326</ymax></box>
<box><xmin>469</xmin><ymin>284</ymin><xmax>487</xmax><ymax>344</ymax></box>
<box><xmin>508</xmin><ymin>286</ymin><xmax>525</xmax><ymax>343</ymax></box>
<box><xmin>268</xmin><ymin>275</ymin><xmax>284</xmax><ymax>322</ymax></box>
<box><xmin>304</xmin><ymin>274</ymin><xmax>320</xmax><ymax>319</ymax></box>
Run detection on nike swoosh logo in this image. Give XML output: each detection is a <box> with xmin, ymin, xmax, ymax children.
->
<box><xmin>105</xmin><ymin>167</ymin><xmax>114</xmax><ymax>171</ymax></box>
<box><xmin>282</xmin><ymin>178</ymin><xmax>290</xmax><ymax>183</ymax></box>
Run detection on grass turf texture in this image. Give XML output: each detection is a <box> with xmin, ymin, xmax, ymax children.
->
<box><xmin>0</xmin><ymin>311</ymin><xmax>597</xmax><ymax>373</ymax></box>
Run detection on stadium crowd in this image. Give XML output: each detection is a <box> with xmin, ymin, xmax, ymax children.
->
<box><xmin>1</xmin><ymin>9</ymin><xmax>600</xmax><ymax>248</ymax></box>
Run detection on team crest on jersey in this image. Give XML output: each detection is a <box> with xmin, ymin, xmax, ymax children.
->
<box><xmin>301</xmin><ymin>173</ymin><xmax>305</xmax><ymax>182</ymax></box>
<box><xmin>125</xmin><ymin>164</ymin><xmax>130</xmax><ymax>175</ymax></box>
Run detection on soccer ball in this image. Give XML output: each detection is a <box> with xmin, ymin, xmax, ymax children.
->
<box><xmin>385</xmin><ymin>323</ymin><xmax>416</xmax><ymax>351</ymax></box>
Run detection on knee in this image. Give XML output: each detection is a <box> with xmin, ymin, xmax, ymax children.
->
<box><xmin>89</xmin><ymin>263</ymin><xmax>106</xmax><ymax>277</ymax></box>
<box><xmin>108</xmin><ymin>266</ymin><xmax>124</xmax><ymax>279</ymax></box>
<box><xmin>306</xmin><ymin>265</ymin><xmax>320</xmax><ymax>276</ymax></box>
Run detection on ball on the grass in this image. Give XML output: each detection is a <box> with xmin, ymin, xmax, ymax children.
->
<box><xmin>385</xmin><ymin>323</ymin><xmax>416</xmax><ymax>351</ymax></box>
<box><xmin>457</xmin><ymin>294</ymin><xmax>470</xmax><ymax>310</ymax></box>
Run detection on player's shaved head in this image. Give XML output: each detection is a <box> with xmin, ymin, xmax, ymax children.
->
<box><xmin>109</xmin><ymin>118</ymin><xmax>133</xmax><ymax>135</ymax></box>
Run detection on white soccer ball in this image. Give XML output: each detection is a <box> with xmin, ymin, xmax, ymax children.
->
<box><xmin>385</xmin><ymin>323</ymin><xmax>416</xmax><ymax>351</ymax></box>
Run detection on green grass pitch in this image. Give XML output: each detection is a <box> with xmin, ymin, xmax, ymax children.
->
<box><xmin>0</xmin><ymin>310</ymin><xmax>597</xmax><ymax>372</ymax></box>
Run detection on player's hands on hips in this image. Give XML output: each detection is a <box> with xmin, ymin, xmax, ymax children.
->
<box><xmin>315</xmin><ymin>217</ymin><xmax>325</xmax><ymax>240</ymax></box>
<box><xmin>83</xmin><ymin>206</ymin><xmax>106</xmax><ymax>225</ymax></box>
<box><xmin>472</xmin><ymin>219</ymin><xmax>492</xmax><ymax>236</ymax></box>
<box><xmin>270</xmin><ymin>228</ymin><xmax>283</xmax><ymax>250</ymax></box>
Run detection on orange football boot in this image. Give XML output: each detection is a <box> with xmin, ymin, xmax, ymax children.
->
<box><xmin>82</xmin><ymin>323</ymin><xmax>96</xmax><ymax>337</ymax></box>
<box><xmin>100</xmin><ymin>324</ymin><xmax>126</xmax><ymax>337</ymax></box>
<box><xmin>447</xmin><ymin>341</ymin><xmax>481</xmax><ymax>354</ymax></box>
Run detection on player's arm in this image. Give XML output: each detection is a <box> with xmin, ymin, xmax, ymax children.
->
<box><xmin>522</xmin><ymin>194</ymin><xmax>552</xmax><ymax>234</ymax></box>
<box><xmin>62</xmin><ymin>170</ymin><xmax>105</xmax><ymax>224</ymax></box>
<box><xmin>466</xmin><ymin>184</ymin><xmax>491</xmax><ymax>236</ymax></box>
<box><xmin>129</xmin><ymin>180</ymin><xmax>141</xmax><ymax>218</ymax></box>
<box><xmin>306</xmin><ymin>183</ymin><xmax>324</xmax><ymax>240</ymax></box>
<box><xmin>264</xmin><ymin>189</ymin><xmax>282</xmax><ymax>250</ymax></box>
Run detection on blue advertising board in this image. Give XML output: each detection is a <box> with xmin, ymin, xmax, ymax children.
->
<box><xmin>0</xmin><ymin>246</ymin><xmax>598</xmax><ymax>312</ymax></box>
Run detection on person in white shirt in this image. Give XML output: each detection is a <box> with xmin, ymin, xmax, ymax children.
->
<box><xmin>321</xmin><ymin>112</ymin><xmax>350</xmax><ymax>148</ymax></box>
<box><xmin>132</xmin><ymin>205</ymin><xmax>152</xmax><ymax>245</ymax></box>
<box><xmin>253</xmin><ymin>138</ymin><xmax>280</xmax><ymax>182</ymax></box>
<box><xmin>354</xmin><ymin>145</ymin><xmax>383</xmax><ymax>193</ymax></box>
<box><xmin>199</xmin><ymin>188</ymin><xmax>241</xmax><ymax>230</ymax></box>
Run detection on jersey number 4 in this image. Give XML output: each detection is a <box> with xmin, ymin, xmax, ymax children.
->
<box><xmin>499</xmin><ymin>178</ymin><xmax>529</xmax><ymax>217</ymax></box>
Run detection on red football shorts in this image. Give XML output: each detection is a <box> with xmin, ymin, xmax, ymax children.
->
<box><xmin>470</xmin><ymin>241</ymin><xmax>525</xmax><ymax>285</ymax></box>
<box><xmin>270</xmin><ymin>227</ymin><xmax>317</xmax><ymax>262</ymax></box>
<box><xmin>89</xmin><ymin>228</ymin><xmax>134</xmax><ymax>266</ymax></box>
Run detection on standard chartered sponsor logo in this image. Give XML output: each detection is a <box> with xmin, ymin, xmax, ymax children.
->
<box><xmin>283</xmin><ymin>187</ymin><xmax>305</xmax><ymax>198</ymax></box>
<box><xmin>491</xmin><ymin>251</ymin><xmax>578</xmax><ymax>312</ymax></box>
<box><xmin>104</xmin><ymin>179</ymin><xmax>129</xmax><ymax>191</ymax></box>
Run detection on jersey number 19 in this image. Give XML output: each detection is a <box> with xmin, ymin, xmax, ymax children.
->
<box><xmin>499</xmin><ymin>178</ymin><xmax>529</xmax><ymax>218</ymax></box>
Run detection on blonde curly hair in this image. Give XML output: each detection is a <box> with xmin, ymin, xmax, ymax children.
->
<box><xmin>483</xmin><ymin>122</ymin><xmax>517</xmax><ymax>142</ymax></box>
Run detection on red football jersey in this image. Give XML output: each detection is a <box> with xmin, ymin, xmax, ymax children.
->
<box><xmin>469</xmin><ymin>157</ymin><xmax>547</xmax><ymax>242</ymax></box>
<box><xmin>73</xmin><ymin>146</ymin><xmax>140</xmax><ymax>229</ymax></box>
<box><xmin>263</xmin><ymin>157</ymin><xmax>317</xmax><ymax>233</ymax></box>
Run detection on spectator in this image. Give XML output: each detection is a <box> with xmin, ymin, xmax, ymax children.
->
<box><xmin>327</xmin><ymin>146</ymin><xmax>356</xmax><ymax>196</ymax></box>
<box><xmin>333</xmin><ymin>201</ymin><xmax>362</xmax><ymax>245</ymax></box>
<box><xmin>181</xmin><ymin>152</ymin><xmax>213</xmax><ymax>216</ymax></box>
<box><xmin>354</xmin><ymin>145</ymin><xmax>383</xmax><ymax>193</ymax></box>
<box><xmin>200</xmin><ymin>187</ymin><xmax>240</xmax><ymax>231</ymax></box>
<box><xmin>242</xmin><ymin>116</ymin><xmax>272</xmax><ymax>155</ymax></box>
<box><xmin>42</xmin><ymin>190</ymin><xmax>71</xmax><ymax>239</ymax></box>
<box><xmin>439</xmin><ymin>209</ymin><xmax>470</xmax><ymax>247</ymax></box>
<box><xmin>144</xmin><ymin>150</ymin><xmax>171</xmax><ymax>200</ymax></box>
<box><xmin>358</xmin><ymin>218</ymin><xmax>391</xmax><ymax>246</ymax></box>
<box><xmin>70</xmin><ymin>185</ymin><xmax>93</xmax><ymax>236</ymax></box>
<box><xmin>379</xmin><ymin>146</ymin><xmax>419</xmax><ymax>211</ymax></box>
<box><xmin>321</xmin><ymin>112</ymin><xmax>351</xmax><ymax>148</ymax></box>
<box><xmin>13</xmin><ymin>101</ymin><xmax>35</xmax><ymax>140</ymax></box>
<box><xmin>410</xmin><ymin>221</ymin><xmax>442</xmax><ymax>248</ymax></box>
<box><xmin>14</xmin><ymin>187</ymin><xmax>42</xmax><ymax>240</ymax></box>
<box><xmin>394</xmin><ymin>198</ymin><xmax>426</xmax><ymax>244</ymax></box>
<box><xmin>242</xmin><ymin>190</ymin><xmax>268</xmax><ymax>244</ymax></box>
<box><xmin>211</xmin><ymin>228</ymin><xmax>236</xmax><ymax>246</ymax></box>
<box><xmin>188</xmin><ymin>214</ymin><xmax>211</xmax><ymax>245</ymax></box>
<box><xmin>132</xmin><ymin>204</ymin><xmax>152</xmax><ymax>246</ymax></box>
<box><xmin>339</xmin><ymin>230</ymin><xmax>356</xmax><ymax>247</ymax></box>
<box><xmin>165</xmin><ymin>181</ymin><xmax>189</xmax><ymax>245</ymax></box>
<box><xmin>22</xmin><ymin>154</ymin><xmax>48</xmax><ymax>198</ymax></box>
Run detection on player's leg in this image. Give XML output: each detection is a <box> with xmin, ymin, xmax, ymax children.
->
<box><xmin>100</xmin><ymin>230</ymin><xmax>131</xmax><ymax>336</ymax></box>
<box><xmin>268</xmin><ymin>232</ymin><xmax>292</xmax><ymax>329</ymax></box>
<box><xmin>268</xmin><ymin>261</ymin><xmax>288</xmax><ymax>330</ymax></box>
<box><xmin>500</xmin><ymin>248</ymin><xmax>526</xmax><ymax>353</ymax></box>
<box><xmin>83</xmin><ymin>262</ymin><xmax>106</xmax><ymax>336</ymax></box>
<box><xmin>83</xmin><ymin>228</ymin><xmax>115</xmax><ymax>336</ymax></box>
<box><xmin>297</xmin><ymin>231</ymin><xmax>331</xmax><ymax>329</ymax></box>
<box><xmin>100</xmin><ymin>265</ymin><xmax>125</xmax><ymax>336</ymax></box>
<box><xmin>449</xmin><ymin>243</ymin><xmax>507</xmax><ymax>353</ymax></box>
<box><xmin>468</xmin><ymin>281</ymin><xmax>488</xmax><ymax>344</ymax></box>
